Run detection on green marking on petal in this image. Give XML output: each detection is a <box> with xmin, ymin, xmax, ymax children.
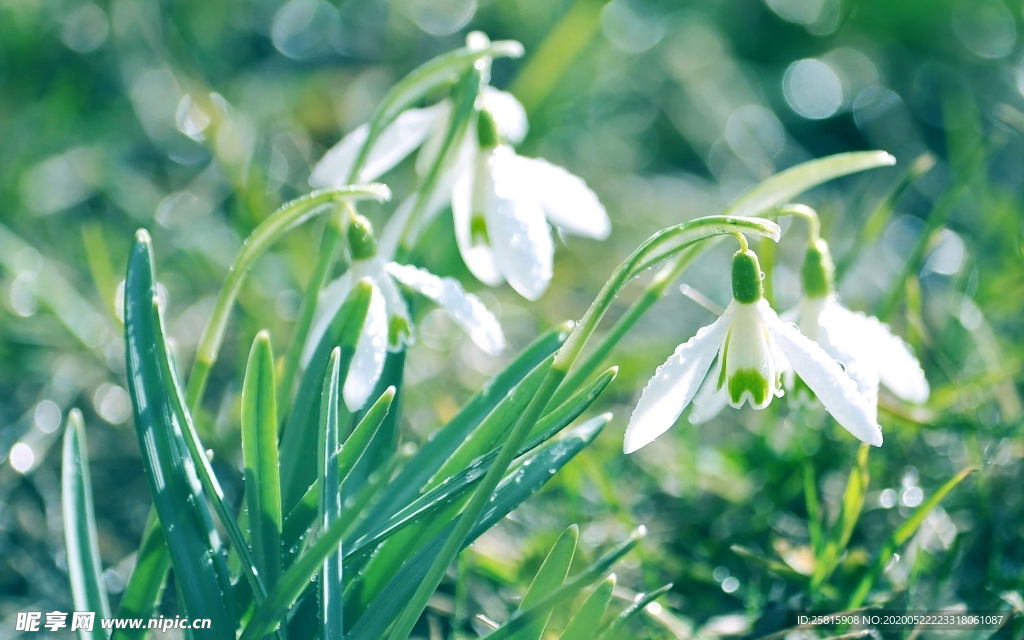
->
<box><xmin>388</xmin><ymin>314</ymin><xmax>410</xmax><ymax>347</ymax></box>
<box><xmin>728</xmin><ymin>368</ymin><xmax>770</xmax><ymax>406</ymax></box>
<box><xmin>470</xmin><ymin>214</ymin><xmax>490</xmax><ymax>246</ymax></box>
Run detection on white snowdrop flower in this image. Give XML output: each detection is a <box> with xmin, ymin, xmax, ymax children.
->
<box><xmin>311</xmin><ymin>83</ymin><xmax>609</xmax><ymax>300</ymax></box>
<box><xmin>783</xmin><ymin>239</ymin><xmax>929</xmax><ymax>419</ymax></box>
<box><xmin>304</xmin><ymin>215</ymin><xmax>505</xmax><ymax>411</ymax></box>
<box><xmin>448</xmin><ymin>109</ymin><xmax>610</xmax><ymax>300</ymax></box>
<box><xmin>623</xmin><ymin>243</ymin><xmax>882</xmax><ymax>455</ymax></box>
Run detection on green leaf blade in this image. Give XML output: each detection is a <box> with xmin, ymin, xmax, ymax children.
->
<box><xmin>62</xmin><ymin>408</ymin><xmax>112</xmax><ymax>640</ymax></box>
<box><xmin>559</xmin><ymin>576</ymin><xmax>615</xmax><ymax>640</ymax></box>
<box><xmin>241</xmin><ymin>331</ymin><xmax>283</xmax><ymax>592</ymax></box>
<box><xmin>319</xmin><ymin>348</ymin><xmax>345</xmax><ymax>640</ymax></box>
<box><xmin>123</xmin><ymin>230</ymin><xmax>236</xmax><ymax>637</ymax></box>
<box><xmin>509</xmin><ymin>526</ymin><xmax>578</xmax><ymax>640</ymax></box>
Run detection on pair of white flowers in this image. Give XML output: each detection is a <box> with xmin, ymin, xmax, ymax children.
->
<box><xmin>310</xmin><ymin>84</ymin><xmax>610</xmax><ymax>301</ymax></box>
<box><xmin>623</xmin><ymin>236</ymin><xmax>929</xmax><ymax>454</ymax></box>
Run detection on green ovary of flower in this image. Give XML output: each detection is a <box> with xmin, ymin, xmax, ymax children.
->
<box><xmin>727</xmin><ymin>368</ymin><xmax>770</xmax><ymax>406</ymax></box>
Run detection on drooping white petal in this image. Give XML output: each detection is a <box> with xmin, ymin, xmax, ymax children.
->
<box><xmin>624</xmin><ymin>308</ymin><xmax>735</xmax><ymax>454</ymax></box>
<box><xmin>808</xmin><ymin>301</ymin><xmax>881</xmax><ymax>421</ymax></box>
<box><xmin>310</xmin><ymin>103</ymin><xmax>447</xmax><ymax>187</ymax></box>
<box><xmin>302</xmin><ymin>273</ymin><xmax>353</xmax><ymax>366</ymax></box>
<box><xmin>385</xmin><ymin>263</ymin><xmax>505</xmax><ymax>355</ymax></box>
<box><xmin>452</xmin><ymin>149</ymin><xmax>503</xmax><ymax>286</ymax></box>
<box><xmin>480</xmin><ymin>87</ymin><xmax>528</xmax><ymax>145</ymax></box>
<box><xmin>764</xmin><ymin>306</ymin><xmax>883</xmax><ymax>447</ymax></box>
<box><xmin>723</xmin><ymin>300</ymin><xmax>779</xmax><ymax>409</ymax></box>
<box><xmin>486</xmin><ymin>150</ymin><xmax>554</xmax><ymax>300</ymax></box>
<box><xmin>513</xmin><ymin>156</ymin><xmax>610</xmax><ymax>240</ymax></box>
<box><xmin>343</xmin><ymin>280</ymin><xmax>388</xmax><ymax>412</ymax></box>
<box><xmin>689</xmin><ymin>358</ymin><xmax>730</xmax><ymax>424</ymax></box>
<box><xmin>374</xmin><ymin>262</ymin><xmax>410</xmax><ymax>349</ymax></box>
<box><xmin>827</xmin><ymin>303</ymin><xmax>929</xmax><ymax>404</ymax></box>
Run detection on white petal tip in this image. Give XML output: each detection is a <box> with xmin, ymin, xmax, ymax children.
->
<box><xmin>366</xmin><ymin>183</ymin><xmax>392</xmax><ymax>202</ymax></box>
<box><xmin>492</xmin><ymin>40</ymin><xmax>525</xmax><ymax>58</ymax></box>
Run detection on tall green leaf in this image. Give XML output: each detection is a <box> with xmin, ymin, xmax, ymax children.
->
<box><xmin>123</xmin><ymin>230</ymin><xmax>236</xmax><ymax>636</ymax></box>
<box><xmin>62</xmin><ymin>408</ymin><xmax>111</xmax><ymax>640</ymax></box>
<box><xmin>509</xmin><ymin>526</ymin><xmax>578</xmax><ymax>640</ymax></box>
<box><xmin>811</xmin><ymin>444</ymin><xmax>869</xmax><ymax>591</ymax></box>
<box><xmin>319</xmin><ymin>348</ymin><xmax>345</xmax><ymax>640</ymax></box>
<box><xmin>241</xmin><ymin>331</ymin><xmax>283</xmax><ymax>592</ymax></box>
<box><xmin>559</xmin><ymin>576</ymin><xmax>615</xmax><ymax>640</ymax></box>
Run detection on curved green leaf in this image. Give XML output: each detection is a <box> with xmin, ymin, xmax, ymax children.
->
<box><xmin>123</xmin><ymin>230</ymin><xmax>235</xmax><ymax>637</ymax></box>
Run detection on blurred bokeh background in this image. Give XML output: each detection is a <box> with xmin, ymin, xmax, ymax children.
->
<box><xmin>2</xmin><ymin>0</ymin><xmax>1024</xmax><ymax>636</ymax></box>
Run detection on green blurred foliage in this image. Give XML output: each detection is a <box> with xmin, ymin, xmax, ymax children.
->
<box><xmin>2</xmin><ymin>0</ymin><xmax>1024</xmax><ymax>636</ymax></box>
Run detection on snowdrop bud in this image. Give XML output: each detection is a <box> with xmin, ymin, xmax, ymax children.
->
<box><xmin>477</xmin><ymin>108</ymin><xmax>501</xmax><ymax>149</ymax></box>
<box><xmin>731</xmin><ymin>250</ymin><xmax>763</xmax><ymax>304</ymax></box>
<box><xmin>348</xmin><ymin>213</ymin><xmax>378</xmax><ymax>260</ymax></box>
<box><xmin>801</xmin><ymin>238</ymin><xmax>834</xmax><ymax>299</ymax></box>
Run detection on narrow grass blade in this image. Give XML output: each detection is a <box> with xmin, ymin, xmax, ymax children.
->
<box><xmin>123</xmin><ymin>230</ymin><xmax>236</xmax><ymax>636</ymax></box>
<box><xmin>282</xmin><ymin>387</ymin><xmax>395</xmax><ymax>563</ymax></box>
<box><xmin>241</xmin><ymin>331</ymin><xmax>283</xmax><ymax>591</ymax></box>
<box><xmin>319</xmin><ymin>349</ymin><xmax>345</xmax><ymax>640</ymax></box>
<box><xmin>811</xmin><ymin>444</ymin><xmax>869</xmax><ymax>591</ymax></box>
<box><xmin>362</xmin><ymin>326</ymin><xmax>568</xmax><ymax>528</ymax></box>
<box><xmin>559</xmin><ymin>576</ymin><xmax>615</xmax><ymax>640</ymax></box>
<box><xmin>345</xmin><ymin>415</ymin><xmax>609</xmax><ymax>640</ymax></box>
<box><xmin>279</xmin><ymin>279</ymin><xmax>372</xmax><ymax>510</ymax></box>
<box><xmin>721</xmin><ymin>151</ymin><xmax>896</xmax><ymax>219</ymax></box>
<box><xmin>111</xmin><ymin>513</ymin><xmax>169</xmax><ymax>640</ymax></box>
<box><xmin>597</xmin><ymin>584</ymin><xmax>672</xmax><ymax>640</ymax></box>
<box><xmin>509</xmin><ymin>526</ymin><xmax>578</xmax><ymax>640</ymax></box>
<box><xmin>62</xmin><ymin>409</ymin><xmax>112</xmax><ymax>639</ymax></box>
<box><xmin>186</xmin><ymin>185</ymin><xmax>390</xmax><ymax>412</ymax></box>
<box><xmin>484</xmin><ymin>528</ymin><xmax>644</xmax><ymax>640</ymax></box>
<box><xmin>847</xmin><ymin>467</ymin><xmax>975</xmax><ymax>609</ymax></box>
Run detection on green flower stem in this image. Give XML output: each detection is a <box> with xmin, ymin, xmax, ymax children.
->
<box><xmin>277</xmin><ymin>204</ymin><xmax>349</xmax><ymax>416</ymax></box>
<box><xmin>395</xmin><ymin>70</ymin><xmax>481</xmax><ymax>260</ymax></box>
<box><xmin>774</xmin><ymin>203</ymin><xmax>821</xmax><ymax>242</ymax></box>
<box><xmin>184</xmin><ymin>186</ymin><xmax>389</xmax><ymax>415</ymax></box>
<box><xmin>554</xmin><ymin>217</ymin><xmax>779</xmax><ymax>373</ymax></box>
<box><xmin>385</xmin><ymin>216</ymin><xmax>779</xmax><ymax>640</ymax></box>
